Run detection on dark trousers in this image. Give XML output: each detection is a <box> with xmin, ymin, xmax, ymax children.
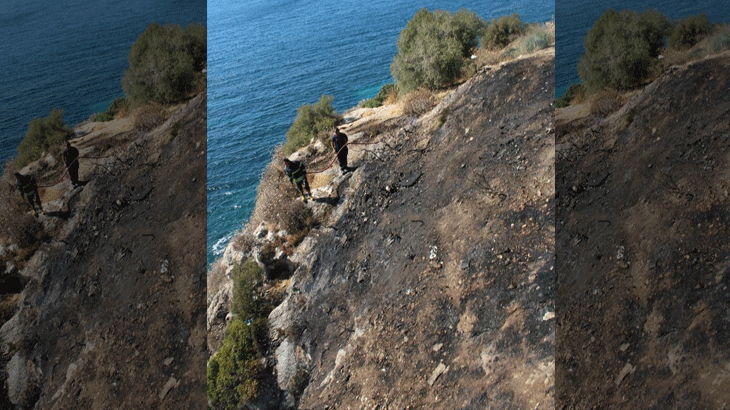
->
<box><xmin>296</xmin><ymin>176</ymin><xmax>311</xmax><ymax>196</ymax></box>
<box><xmin>336</xmin><ymin>146</ymin><xmax>348</xmax><ymax>170</ymax></box>
<box><xmin>69</xmin><ymin>164</ymin><xmax>79</xmax><ymax>184</ymax></box>
<box><xmin>24</xmin><ymin>190</ymin><xmax>42</xmax><ymax>210</ymax></box>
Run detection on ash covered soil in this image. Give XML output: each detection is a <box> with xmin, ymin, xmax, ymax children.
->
<box><xmin>214</xmin><ymin>50</ymin><xmax>555</xmax><ymax>409</ymax></box>
<box><xmin>556</xmin><ymin>52</ymin><xmax>730</xmax><ymax>408</ymax></box>
<box><xmin>1</xmin><ymin>93</ymin><xmax>207</xmax><ymax>409</ymax></box>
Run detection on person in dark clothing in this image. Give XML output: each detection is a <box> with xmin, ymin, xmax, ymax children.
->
<box><xmin>283</xmin><ymin>158</ymin><xmax>313</xmax><ymax>202</ymax></box>
<box><xmin>331</xmin><ymin>126</ymin><xmax>349</xmax><ymax>173</ymax></box>
<box><xmin>14</xmin><ymin>172</ymin><xmax>44</xmax><ymax>216</ymax></box>
<box><xmin>62</xmin><ymin>141</ymin><xmax>80</xmax><ymax>187</ymax></box>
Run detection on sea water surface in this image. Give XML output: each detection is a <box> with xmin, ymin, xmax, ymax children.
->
<box><xmin>207</xmin><ymin>0</ymin><xmax>555</xmax><ymax>267</ymax></box>
<box><xmin>556</xmin><ymin>0</ymin><xmax>730</xmax><ymax>97</ymax></box>
<box><xmin>0</xmin><ymin>0</ymin><xmax>206</xmax><ymax>162</ymax></box>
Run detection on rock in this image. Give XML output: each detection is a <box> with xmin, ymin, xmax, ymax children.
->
<box><xmin>428</xmin><ymin>362</ymin><xmax>448</xmax><ymax>386</ymax></box>
<box><xmin>614</xmin><ymin>362</ymin><xmax>635</xmax><ymax>386</ymax></box>
<box><xmin>158</xmin><ymin>376</ymin><xmax>178</xmax><ymax>400</ymax></box>
<box><xmin>275</xmin><ymin>339</ymin><xmax>311</xmax><ymax>397</ymax></box>
<box><xmin>269</xmin><ymin>298</ymin><xmax>296</xmax><ymax>343</ymax></box>
<box><xmin>206</xmin><ymin>281</ymin><xmax>233</xmax><ymax>331</ymax></box>
<box><xmin>254</xmin><ymin>222</ymin><xmax>268</xmax><ymax>239</ymax></box>
<box><xmin>6</xmin><ymin>353</ymin><xmax>40</xmax><ymax>406</ymax></box>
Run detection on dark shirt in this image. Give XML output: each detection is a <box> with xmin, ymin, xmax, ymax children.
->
<box><xmin>332</xmin><ymin>131</ymin><xmax>348</xmax><ymax>151</ymax></box>
<box><xmin>285</xmin><ymin>161</ymin><xmax>306</xmax><ymax>182</ymax></box>
<box><xmin>63</xmin><ymin>145</ymin><xmax>79</xmax><ymax>166</ymax></box>
<box><xmin>16</xmin><ymin>174</ymin><xmax>36</xmax><ymax>195</ymax></box>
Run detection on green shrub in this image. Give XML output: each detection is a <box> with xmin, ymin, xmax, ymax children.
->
<box><xmin>523</xmin><ymin>30</ymin><xmax>552</xmax><ymax>53</ymax></box>
<box><xmin>92</xmin><ymin>98</ymin><xmax>130</xmax><ymax>122</ymax></box>
<box><xmin>207</xmin><ymin>318</ymin><xmax>267</xmax><ymax>409</ymax></box>
<box><xmin>230</xmin><ymin>259</ymin><xmax>265</xmax><ymax>320</ymax></box>
<box><xmin>283</xmin><ymin>95</ymin><xmax>341</xmax><ymax>155</ymax></box>
<box><xmin>208</xmin><ymin>259</ymin><xmax>274</xmax><ymax>409</ymax></box>
<box><xmin>482</xmin><ymin>13</ymin><xmax>526</xmax><ymax>50</ymax></box>
<box><xmin>15</xmin><ymin>109</ymin><xmax>71</xmax><ymax>168</ymax></box>
<box><xmin>362</xmin><ymin>83</ymin><xmax>396</xmax><ymax>108</ymax></box>
<box><xmin>555</xmin><ymin>83</ymin><xmax>586</xmax><ymax>108</ymax></box>
<box><xmin>578</xmin><ymin>9</ymin><xmax>672</xmax><ymax>93</ymax></box>
<box><xmin>122</xmin><ymin>22</ymin><xmax>206</xmax><ymax>108</ymax></box>
<box><xmin>709</xmin><ymin>30</ymin><xmax>730</xmax><ymax>53</ymax></box>
<box><xmin>669</xmin><ymin>14</ymin><xmax>712</xmax><ymax>50</ymax></box>
<box><xmin>391</xmin><ymin>8</ymin><xmax>484</xmax><ymax>92</ymax></box>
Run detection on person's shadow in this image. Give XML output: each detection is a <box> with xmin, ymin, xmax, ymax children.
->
<box><xmin>43</xmin><ymin>210</ymin><xmax>72</xmax><ymax>219</ymax></box>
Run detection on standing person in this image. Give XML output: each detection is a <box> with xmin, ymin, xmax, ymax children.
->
<box><xmin>14</xmin><ymin>172</ymin><xmax>44</xmax><ymax>216</ymax></box>
<box><xmin>62</xmin><ymin>141</ymin><xmax>80</xmax><ymax>187</ymax></box>
<box><xmin>331</xmin><ymin>126</ymin><xmax>349</xmax><ymax>173</ymax></box>
<box><xmin>283</xmin><ymin>158</ymin><xmax>313</xmax><ymax>203</ymax></box>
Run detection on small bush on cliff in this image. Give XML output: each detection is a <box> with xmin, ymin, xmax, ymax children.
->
<box><xmin>92</xmin><ymin>98</ymin><xmax>130</xmax><ymax>122</ymax></box>
<box><xmin>668</xmin><ymin>14</ymin><xmax>712</xmax><ymax>50</ymax></box>
<box><xmin>482</xmin><ymin>13</ymin><xmax>526</xmax><ymax>50</ymax></box>
<box><xmin>250</xmin><ymin>146</ymin><xmax>316</xmax><ymax>239</ymax></box>
<box><xmin>578</xmin><ymin>8</ymin><xmax>672</xmax><ymax>93</ymax></box>
<box><xmin>555</xmin><ymin>83</ymin><xmax>586</xmax><ymax>108</ymax></box>
<box><xmin>0</xmin><ymin>168</ymin><xmax>46</xmax><ymax>261</ymax></box>
<box><xmin>15</xmin><ymin>109</ymin><xmax>71</xmax><ymax>168</ymax></box>
<box><xmin>208</xmin><ymin>259</ymin><xmax>273</xmax><ymax>409</ymax></box>
<box><xmin>362</xmin><ymin>83</ymin><xmax>396</xmax><ymax>108</ymax></box>
<box><xmin>391</xmin><ymin>8</ymin><xmax>484</xmax><ymax>92</ymax></box>
<box><xmin>284</xmin><ymin>95</ymin><xmax>341</xmax><ymax>155</ymax></box>
<box><xmin>122</xmin><ymin>22</ymin><xmax>206</xmax><ymax>108</ymax></box>
<box><xmin>231</xmin><ymin>259</ymin><xmax>266</xmax><ymax>320</ymax></box>
<box><xmin>207</xmin><ymin>317</ymin><xmax>267</xmax><ymax>409</ymax></box>
<box><xmin>710</xmin><ymin>29</ymin><xmax>730</xmax><ymax>53</ymax></box>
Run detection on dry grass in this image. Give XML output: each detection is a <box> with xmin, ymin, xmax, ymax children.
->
<box><xmin>661</xmin><ymin>25</ymin><xmax>730</xmax><ymax>67</ymax></box>
<box><xmin>402</xmin><ymin>88</ymin><xmax>437</xmax><ymax>117</ymax></box>
<box><xmin>0</xmin><ymin>167</ymin><xmax>46</xmax><ymax>263</ymax></box>
<box><xmin>133</xmin><ymin>101</ymin><xmax>168</xmax><ymax>131</ymax></box>
<box><xmin>589</xmin><ymin>88</ymin><xmax>624</xmax><ymax>117</ymax></box>
<box><xmin>474</xmin><ymin>21</ymin><xmax>555</xmax><ymax>67</ymax></box>
<box><xmin>249</xmin><ymin>146</ymin><xmax>314</xmax><ymax>236</ymax></box>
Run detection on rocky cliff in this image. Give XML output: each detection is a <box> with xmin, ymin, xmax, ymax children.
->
<box><xmin>556</xmin><ymin>51</ymin><xmax>730</xmax><ymax>408</ymax></box>
<box><xmin>0</xmin><ymin>93</ymin><xmax>207</xmax><ymax>409</ymax></box>
<box><xmin>209</xmin><ymin>49</ymin><xmax>555</xmax><ymax>409</ymax></box>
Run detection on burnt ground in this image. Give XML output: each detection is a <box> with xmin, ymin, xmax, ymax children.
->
<box><xmin>273</xmin><ymin>51</ymin><xmax>555</xmax><ymax>409</ymax></box>
<box><xmin>556</xmin><ymin>52</ymin><xmax>730</xmax><ymax>408</ymax></box>
<box><xmin>0</xmin><ymin>93</ymin><xmax>206</xmax><ymax>409</ymax></box>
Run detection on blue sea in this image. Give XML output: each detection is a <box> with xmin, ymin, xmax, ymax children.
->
<box><xmin>0</xmin><ymin>0</ymin><xmax>206</xmax><ymax>163</ymax></box>
<box><xmin>207</xmin><ymin>0</ymin><xmax>555</xmax><ymax>267</ymax></box>
<box><xmin>556</xmin><ymin>0</ymin><xmax>730</xmax><ymax>98</ymax></box>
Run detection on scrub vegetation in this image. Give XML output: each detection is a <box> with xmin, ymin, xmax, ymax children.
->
<box><xmin>122</xmin><ymin>22</ymin><xmax>207</xmax><ymax>108</ymax></box>
<box><xmin>559</xmin><ymin>10</ymin><xmax>729</xmax><ymax>106</ymax></box>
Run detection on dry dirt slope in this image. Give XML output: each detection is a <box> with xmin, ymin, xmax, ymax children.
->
<box><xmin>556</xmin><ymin>52</ymin><xmax>730</xmax><ymax>409</ymax></box>
<box><xmin>1</xmin><ymin>93</ymin><xmax>207</xmax><ymax>409</ymax></box>
<box><xmin>263</xmin><ymin>51</ymin><xmax>555</xmax><ymax>409</ymax></box>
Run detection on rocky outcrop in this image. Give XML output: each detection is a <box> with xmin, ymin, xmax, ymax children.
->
<box><xmin>1</xmin><ymin>92</ymin><xmax>207</xmax><ymax>409</ymax></box>
<box><xmin>210</xmin><ymin>49</ymin><xmax>556</xmax><ymax>409</ymax></box>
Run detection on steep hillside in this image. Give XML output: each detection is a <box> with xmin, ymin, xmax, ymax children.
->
<box><xmin>1</xmin><ymin>93</ymin><xmax>207</xmax><ymax>409</ymax></box>
<box><xmin>556</xmin><ymin>52</ymin><xmax>730</xmax><ymax>408</ymax></box>
<box><xmin>210</xmin><ymin>50</ymin><xmax>555</xmax><ymax>409</ymax></box>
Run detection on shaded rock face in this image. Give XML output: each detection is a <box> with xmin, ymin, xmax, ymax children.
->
<box><xmin>269</xmin><ymin>52</ymin><xmax>555</xmax><ymax>409</ymax></box>
<box><xmin>556</xmin><ymin>54</ymin><xmax>730</xmax><ymax>408</ymax></box>
<box><xmin>0</xmin><ymin>93</ymin><xmax>207</xmax><ymax>409</ymax></box>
